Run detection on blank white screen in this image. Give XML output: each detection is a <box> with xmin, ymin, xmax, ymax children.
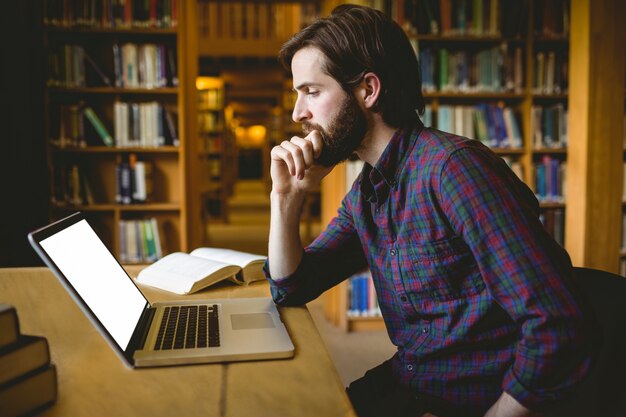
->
<box><xmin>40</xmin><ymin>219</ymin><xmax>147</xmax><ymax>350</ymax></box>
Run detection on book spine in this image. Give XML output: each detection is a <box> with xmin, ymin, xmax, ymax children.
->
<box><xmin>83</xmin><ymin>107</ymin><xmax>114</xmax><ymax>146</ymax></box>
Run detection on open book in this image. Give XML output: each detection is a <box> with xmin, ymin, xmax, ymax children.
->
<box><xmin>136</xmin><ymin>248</ymin><xmax>267</xmax><ymax>295</ymax></box>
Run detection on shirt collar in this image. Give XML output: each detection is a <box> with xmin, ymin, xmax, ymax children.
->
<box><xmin>360</xmin><ymin>120</ymin><xmax>424</xmax><ymax>204</ymax></box>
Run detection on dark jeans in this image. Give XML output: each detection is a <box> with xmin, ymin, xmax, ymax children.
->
<box><xmin>346</xmin><ymin>360</ymin><xmax>483</xmax><ymax>417</ymax></box>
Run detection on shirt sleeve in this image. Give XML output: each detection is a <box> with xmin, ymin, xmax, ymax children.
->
<box><xmin>436</xmin><ymin>146</ymin><xmax>595</xmax><ymax>411</ymax></box>
<box><xmin>264</xmin><ymin>194</ymin><xmax>368</xmax><ymax>307</ymax></box>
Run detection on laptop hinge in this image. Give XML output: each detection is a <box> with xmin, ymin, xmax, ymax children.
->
<box><xmin>128</xmin><ymin>306</ymin><xmax>156</xmax><ymax>352</ymax></box>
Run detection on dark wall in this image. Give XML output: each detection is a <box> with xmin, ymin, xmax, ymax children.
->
<box><xmin>0</xmin><ymin>1</ymin><xmax>49</xmax><ymax>266</ymax></box>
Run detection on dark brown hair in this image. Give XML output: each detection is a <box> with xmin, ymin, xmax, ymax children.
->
<box><xmin>279</xmin><ymin>4</ymin><xmax>425</xmax><ymax>128</ymax></box>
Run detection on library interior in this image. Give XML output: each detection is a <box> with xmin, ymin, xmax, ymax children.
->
<box><xmin>0</xmin><ymin>0</ymin><xmax>625</xmax><ymax>416</ymax></box>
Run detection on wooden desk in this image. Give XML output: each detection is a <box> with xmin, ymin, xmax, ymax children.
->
<box><xmin>0</xmin><ymin>267</ymin><xmax>356</xmax><ymax>417</ymax></box>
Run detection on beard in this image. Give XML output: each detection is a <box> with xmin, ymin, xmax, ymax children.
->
<box><xmin>302</xmin><ymin>91</ymin><xmax>368</xmax><ymax>167</ymax></box>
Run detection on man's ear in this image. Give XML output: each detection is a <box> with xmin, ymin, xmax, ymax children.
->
<box><xmin>358</xmin><ymin>72</ymin><xmax>382</xmax><ymax>109</ymax></box>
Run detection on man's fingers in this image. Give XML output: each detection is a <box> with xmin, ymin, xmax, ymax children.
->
<box><xmin>279</xmin><ymin>140</ymin><xmax>307</xmax><ymax>179</ymax></box>
<box><xmin>270</xmin><ymin>145</ymin><xmax>296</xmax><ymax>176</ymax></box>
<box><xmin>304</xmin><ymin>130</ymin><xmax>324</xmax><ymax>159</ymax></box>
<box><xmin>289</xmin><ymin>136</ymin><xmax>315</xmax><ymax>167</ymax></box>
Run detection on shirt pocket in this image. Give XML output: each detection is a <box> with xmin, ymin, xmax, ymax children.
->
<box><xmin>403</xmin><ymin>236</ymin><xmax>485</xmax><ymax>304</ymax></box>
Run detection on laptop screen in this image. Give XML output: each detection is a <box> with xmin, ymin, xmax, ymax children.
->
<box><xmin>39</xmin><ymin>218</ymin><xmax>147</xmax><ymax>350</ymax></box>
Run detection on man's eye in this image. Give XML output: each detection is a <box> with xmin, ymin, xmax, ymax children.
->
<box><xmin>307</xmin><ymin>91</ymin><xmax>319</xmax><ymax>96</ymax></box>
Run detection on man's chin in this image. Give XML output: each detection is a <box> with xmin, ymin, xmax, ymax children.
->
<box><xmin>315</xmin><ymin>150</ymin><xmax>352</xmax><ymax>167</ymax></box>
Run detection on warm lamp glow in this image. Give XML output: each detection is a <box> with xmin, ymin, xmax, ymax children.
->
<box><xmin>235</xmin><ymin>125</ymin><xmax>267</xmax><ymax>148</ymax></box>
<box><xmin>195</xmin><ymin>76</ymin><xmax>223</xmax><ymax>90</ymax></box>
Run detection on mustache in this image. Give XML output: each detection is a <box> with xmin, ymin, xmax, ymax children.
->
<box><xmin>302</xmin><ymin>122</ymin><xmax>326</xmax><ymax>141</ymax></box>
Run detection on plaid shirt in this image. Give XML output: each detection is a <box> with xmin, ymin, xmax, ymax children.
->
<box><xmin>266</xmin><ymin>123</ymin><xmax>594</xmax><ymax>412</ymax></box>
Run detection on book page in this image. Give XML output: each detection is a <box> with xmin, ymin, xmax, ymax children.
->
<box><xmin>136</xmin><ymin>252</ymin><xmax>239</xmax><ymax>294</ymax></box>
<box><xmin>189</xmin><ymin>248</ymin><xmax>266</xmax><ymax>268</ymax></box>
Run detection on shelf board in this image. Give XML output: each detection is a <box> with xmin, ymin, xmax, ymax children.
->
<box><xmin>532</xmin><ymin>93</ymin><xmax>568</xmax><ymax>100</ymax></box>
<box><xmin>533</xmin><ymin>147</ymin><xmax>568</xmax><ymax>154</ymax></box>
<box><xmin>346</xmin><ymin>316</ymin><xmax>385</xmax><ymax>332</ymax></box>
<box><xmin>532</xmin><ymin>35</ymin><xmax>569</xmax><ymax>44</ymax></box>
<box><xmin>48</xmin><ymin>86</ymin><xmax>179</xmax><ymax>95</ymax></box>
<box><xmin>44</xmin><ymin>26</ymin><xmax>177</xmax><ymax>35</ymax></box>
<box><xmin>410</xmin><ymin>34</ymin><xmax>525</xmax><ymax>43</ymax></box>
<box><xmin>50</xmin><ymin>145</ymin><xmax>180</xmax><ymax>154</ymax></box>
<box><xmin>423</xmin><ymin>92</ymin><xmax>525</xmax><ymax>99</ymax></box>
<box><xmin>539</xmin><ymin>201</ymin><xmax>566</xmax><ymax>209</ymax></box>
<box><xmin>52</xmin><ymin>203</ymin><xmax>181</xmax><ymax>212</ymax></box>
<box><xmin>492</xmin><ymin>148</ymin><xmax>525</xmax><ymax>155</ymax></box>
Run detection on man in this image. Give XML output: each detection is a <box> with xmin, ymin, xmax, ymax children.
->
<box><xmin>265</xmin><ymin>5</ymin><xmax>594</xmax><ymax>417</ymax></box>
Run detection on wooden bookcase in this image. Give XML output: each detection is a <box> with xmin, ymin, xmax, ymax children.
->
<box><xmin>43</xmin><ymin>0</ymin><xmax>200</xmax><ymax>261</ymax></box>
<box><xmin>196</xmin><ymin>76</ymin><xmax>231</xmax><ymax>223</ymax></box>
<box><xmin>323</xmin><ymin>0</ymin><xmax>626</xmax><ymax>331</ymax></box>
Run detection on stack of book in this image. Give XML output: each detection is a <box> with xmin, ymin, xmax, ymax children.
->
<box><xmin>0</xmin><ymin>304</ymin><xmax>57</xmax><ymax>417</ymax></box>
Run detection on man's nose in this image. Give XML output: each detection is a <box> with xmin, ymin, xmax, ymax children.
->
<box><xmin>292</xmin><ymin>96</ymin><xmax>311</xmax><ymax>123</ymax></box>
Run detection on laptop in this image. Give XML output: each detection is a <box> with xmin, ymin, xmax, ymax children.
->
<box><xmin>28</xmin><ymin>212</ymin><xmax>294</xmax><ymax>368</ymax></box>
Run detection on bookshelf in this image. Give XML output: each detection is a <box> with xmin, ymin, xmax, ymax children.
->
<box><xmin>43</xmin><ymin>0</ymin><xmax>200</xmax><ymax>262</ymax></box>
<box><xmin>196</xmin><ymin>76</ymin><xmax>231</xmax><ymax>223</ymax></box>
<box><xmin>321</xmin><ymin>0</ymin><xmax>596</xmax><ymax>331</ymax></box>
<box><xmin>197</xmin><ymin>0</ymin><xmax>321</xmax><ymax>58</ymax></box>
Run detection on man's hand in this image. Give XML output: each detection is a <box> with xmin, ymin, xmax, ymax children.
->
<box><xmin>270</xmin><ymin>130</ymin><xmax>333</xmax><ymax>195</ymax></box>
<box><xmin>484</xmin><ymin>392</ymin><xmax>541</xmax><ymax>417</ymax></box>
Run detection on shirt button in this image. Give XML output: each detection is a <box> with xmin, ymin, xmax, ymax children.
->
<box><xmin>400</xmin><ymin>295</ymin><xmax>408</xmax><ymax>302</ymax></box>
<box><xmin>422</xmin><ymin>327</ymin><xmax>429</xmax><ymax>334</ymax></box>
<box><xmin>390</xmin><ymin>249</ymin><xmax>396</xmax><ymax>256</ymax></box>
<box><xmin>406</xmin><ymin>364</ymin><xmax>414</xmax><ymax>372</ymax></box>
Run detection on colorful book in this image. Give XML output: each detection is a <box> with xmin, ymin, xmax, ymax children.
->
<box><xmin>83</xmin><ymin>106</ymin><xmax>114</xmax><ymax>146</ymax></box>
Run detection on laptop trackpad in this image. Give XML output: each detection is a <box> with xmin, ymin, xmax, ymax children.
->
<box><xmin>230</xmin><ymin>313</ymin><xmax>275</xmax><ymax>330</ymax></box>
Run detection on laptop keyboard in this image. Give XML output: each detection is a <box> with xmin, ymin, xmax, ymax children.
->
<box><xmin>154</xmin><ymin>304</ymin><xmax>220</xmax><ymax>350</ymax></box>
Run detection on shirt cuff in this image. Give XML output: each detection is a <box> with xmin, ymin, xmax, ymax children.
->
<box><xmin>501</xmin><ymin>368</ymin><xmax>555</xmax><ymax>411</ymax></box>
<box><xmin>262</xmin><ymin>254</ymin><xmax>307</xmax><ymax>305</ymax></box>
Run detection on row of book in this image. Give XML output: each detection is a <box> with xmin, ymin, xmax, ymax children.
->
<box><xmin>531</xmin><ymin>104</ymin><xmax>568</xmax><ymax>149</ymax></box>
<box><xmin>0</xmin><ymin>304</ymin><xmax>57</xmax><ymax>417</ymax></box>
<box><xmin>532</xmin><ymin>0</ymin><xmax>570</xmax><ymax>38</ymax></box>
<box><xmin>198</xmin><ymin>112</ymin><xmax>224</xmax><ymax>134</ymax></box>
<box><xmin>419</xmin><ymin>45</ymin><xmax>523</xmax><ymax>93</ymax></box>
<box><xmin>421</xmin><ymin>103</ymin><xmax>569</xmax><ymax>151</ymax></box>
<box><xmin>119</xmin><ymin>218</ymin><xmax>163</xmax><ymax>263</ymax></box>
<box><xmin>51</xmin><ymin>163</ymin><xmax>95</xmax><ymax>206</ymax></box>
<box><xmin>199</xmin><ymin>135</ymin><xmax>225</xmax><ymax>155</ymax></box>
<box><xmin>535</xmin><ymin>155</ymin><xmax>566</xmax><ymax>203</ymax></box>
<box><xmin>403</xmin><ymin>0</ymin><xmax>568</xmax><ymax>38</ymax></box>
<box><xmin>197</xmin><ymin>1</ymin><xmax>319</xmax><ymax>42</ymax></box>
<box><xmin>532</xmin><ymin>50</ymin><xmax>569</xmax><ymax>95</ymax></box>
<box><xmin>50</xmin><ymin>154</ymin><xmax>155</xmax><ymax>206</ymax></box>
<box><xmin>404</xmin><ymin>0</ymin><xmax>518</xmax><ymax>38</ymax></box>
<box><xmin>198</xmin><ymin>88</ymin><xmax>224</xmax><ymax>110</ymax></box>
<box><xmin>51</xmin><ymin>101</ymin><xmax>179</xmax><ymax>148</ymax></box>
<box><xmin>427</xmin><ymin>103</ymin><xmax>523</xmax><ymax>149</ymax></box>
<box><xmin>347</xmin><ymin>272</ymin><xmax>382</xmax><ymax>318</ymax></box>
<box><xmin>114</xmin><ymin>101</ymin><xmax>178</xmax><ymax>148</ymax></box>
<box><xmin>44</xmin><ymin>0</ymin><xmax>178</xmax><ymax>29</ymax></box>
<box><xmin>116</xmin><ymin>154</ymin><xmax>154</xmax><ymax>205</ymax></box>
<box><xmin>47</xmin><ymin>43</ymin><xmax>178</xmax><ymax>89</ymax></box>
<box><xmin>540</xmin><ymin>208</ymin><xmax>565</xmax><ymax>247</ymax></box>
